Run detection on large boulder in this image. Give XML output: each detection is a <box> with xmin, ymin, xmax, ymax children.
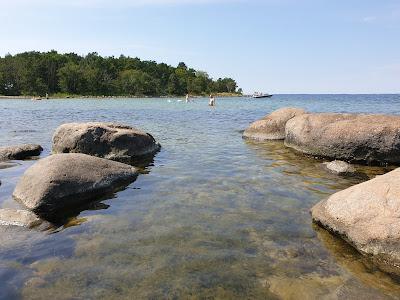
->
<box><xmin>311</xmin><ymin>168</ymin><xmax>400</xmax><ymax>274</ymax></box>
<box><xmin>243</xmin><ymin>107</ymin><xmax>306</xmax><ymax>141</ymax></box>
<box><xmin>285</xmin><ymin>113</ymin><xmax>400</xmax><ymax>164</ymax></box>
<box><xmin>13</xmin><ymin>153</ymin><xmax>138</xmax><ymax>216</ymax></box>
<box><xmin>0</xmin><ymin>144</ymin><xmax>42</xmax><ymax>160</ymax></box>
<box><xmin>52</xmin><ymin>122</ymin><xmax>160</xmax><ymax>163</ymax></box>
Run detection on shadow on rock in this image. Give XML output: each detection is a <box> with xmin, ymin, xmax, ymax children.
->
<box><xmin>123</xmin><ymin>149</ymin><xmax>159</xmax><ymax>174</ymax></box>
<box><xmin>2</xmin><ymin>188</ymin><xmax>124</xmax><ymax>232</ymax></box>
<box><xmin>37</xmin><ymin>193</ymin><xmax>114</xmax><ymax>229</ymax></box>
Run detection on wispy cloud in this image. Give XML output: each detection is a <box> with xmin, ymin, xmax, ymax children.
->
<box><xmin>362</xmin><ymin>16</ymin><xmax>377</xmax><ymax>23</ymax></box>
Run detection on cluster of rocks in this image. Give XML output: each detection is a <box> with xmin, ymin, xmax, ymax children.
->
<box><xmin>244</xmin><ymin>107</ymin><xmax>400</xmax><ymax>274</ymax></box>
<box><xmin>0</xmin><ymin>122</ymin><xmax>160</xmax><ymax>228</ymax></box>
<box><xmin>244</xmin><ymin>107</ymin><xmax>400</xmax><ymax>166</ymax></box>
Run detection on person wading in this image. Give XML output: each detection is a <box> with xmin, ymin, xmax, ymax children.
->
<box><xmin>209</xmin><ymin>94</ymin><xmax>215</xmax><ymax>106</ymax></box>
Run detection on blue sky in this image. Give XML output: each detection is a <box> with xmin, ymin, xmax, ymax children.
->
<box><xmin>1</xmin><ymin>0</ymin><xmax>399</xmax><ymax>93</ymax></box>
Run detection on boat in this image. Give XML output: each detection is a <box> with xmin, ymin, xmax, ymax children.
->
<box><xmin>252</xmin><ymin>92</ymin><xmax>273</xmax><ymax>98</ymax></box>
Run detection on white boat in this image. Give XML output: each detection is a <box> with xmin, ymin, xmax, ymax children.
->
<box><xmin>252</xmin><ymin>92</ymin><xmax>273</xmax><ymax>98</ymax></box>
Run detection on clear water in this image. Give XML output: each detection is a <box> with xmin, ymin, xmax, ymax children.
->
<box><xmin>1</xmin><ymin>94</ymin><xmax>400</xmax><ymax>299</ymax></box>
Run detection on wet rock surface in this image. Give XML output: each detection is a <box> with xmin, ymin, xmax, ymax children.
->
<box><xmin>52</xmin><ymin>122</ymin><xmax>160</xmax><ymax>163</ymax></box>
<box><xmin>13</xmin><ymin>153</ymin><xmax>139</xmax><ymax>216</ymax></box>
<box><xmin>243</xmin><ymin>107</ymin><xmax>306</xmax><ymax>141</ymax></box>
<box><xmin>0</xmin><ymin>144</ymin><xmax>43</xmax><ymax>161</ymax></box>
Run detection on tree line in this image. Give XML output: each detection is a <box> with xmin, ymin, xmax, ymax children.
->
<box><xmin>0</xmin><ymin>51</ymin><xmax>241</xmax><ymax>97</ymax></box>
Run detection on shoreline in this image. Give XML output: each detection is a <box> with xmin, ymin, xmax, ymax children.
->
<box><xmin>0</xmin><ymin>93</ymin><xmax>244</xmax><ymax>100</ymax></box>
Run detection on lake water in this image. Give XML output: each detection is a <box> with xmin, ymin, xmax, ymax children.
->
<box><xmin>1</xmin><ymin>94</ymin><xmax>400</xmax><ymax>299</ymax></box>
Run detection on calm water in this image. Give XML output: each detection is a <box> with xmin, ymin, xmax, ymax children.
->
<box><xmin>1</xmin><ymin>94</ymin><xmax>400</xmax><ymax>299</ymax></box>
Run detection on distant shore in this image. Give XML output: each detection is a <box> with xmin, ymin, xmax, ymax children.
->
<box><xmin>0</xmin><ymin>93</ymin><xmax>243</xmax><ymax>100</ymax></box>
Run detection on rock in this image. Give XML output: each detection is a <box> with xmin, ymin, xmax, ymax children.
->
<box><xmin>0</xmin><ymin>162</ymin><xmax>19</xmax><ymax>169</ymax></box>
<box><xmin>323</xmin><ymin>160</ymin><xmax>355</xmax><ymax>175</ymax></box>
<box><xmin>25</xmin><ymin>277</ymin><xmax>46</xmax><ymax>288</ymax></box>
<box><xmin>311</xmin><ymin>168</ymin><xmax>400</xmax><ymax>274</ymax></box>
<box><xmin>266</xmin><ymin>274</ymin><xmax>343</xmax><ymax>299</ymax></box>
<box><xmin>0</xmin><ymin>144</ymin><xmax>43</xmax><ymax>160</ymax></box>
<box><xmin>243</xmin><ymin>107</ymin><xmax>306</xmax><ymax>141</ymax></box>
<box><xmin>13</xmin><ymin>153</ymin><xmax>138</xmax><ymax>216</ymax></box>
<box><xmin>0</xmin><ymin>208</ymin><xmax>42</xmax><ymax>228</ymax></box>
<box><xmin>285</xmin><ymin>113</ymin><xmax>400</xmax><ymax>165</ymax></box>
<box><xmin>52</xmin><ymin>122</ymin><xmax>160</xmax><ymax>163</ymax></box>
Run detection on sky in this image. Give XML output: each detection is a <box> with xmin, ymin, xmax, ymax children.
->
<box><xmin>0</xmin><ymin>0</ymin><xmax>399</xmax><ymax>94</ymax></box>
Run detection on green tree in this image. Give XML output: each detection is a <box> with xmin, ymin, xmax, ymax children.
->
<box><xmin>118</xmin><ymin>69</ymin><xmax>157</xmax><ymax>96</ymax></box>
<box><xmin>58</xmin><ymin>62</ymin><xmax>85</xmax><ymax>94</ymax></box>
<box><xmin>167</xmin><ymin>73</ymin><xmax>180</xmax><ymax>95</ymax></box>
<box><xmin>0</xmin><ymin>51</ymin><xmax>241</xmax><ymax>96</ymax></box>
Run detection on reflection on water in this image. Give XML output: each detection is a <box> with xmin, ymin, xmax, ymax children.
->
<box><xmin>314</xmin><ymin>225</ymin><xmax>400</xmax><ymax>298</ymax></box>
<box><xmin>0</xmin><ymin>95</ymin><xmax>400</xmax><ymax>299</ymax></box>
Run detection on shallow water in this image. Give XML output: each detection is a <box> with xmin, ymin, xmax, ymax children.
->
<box><xmin>1</xmin><ymin>94</ymin><xmax>400</xmax><ymax>299</ymax></box>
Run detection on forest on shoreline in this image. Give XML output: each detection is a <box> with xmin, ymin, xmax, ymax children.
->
<box><xmin>0</xmin><ymin>51</ymin><xmax>241</xmax><ymax>97</ymax></box>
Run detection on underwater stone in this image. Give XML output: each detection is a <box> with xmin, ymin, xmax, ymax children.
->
<box><xmin>0</xmin><ymin>208</ymin><xmax>42</xmax><ymax>228</ymax></box>
<box><xmin>322</xmin><ymin>160</ymin><xmax>355</xmax><ymax>175</ymax></box>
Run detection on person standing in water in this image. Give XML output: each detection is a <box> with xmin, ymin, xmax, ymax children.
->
<box><xmin>209</xmin><ymin>94</ymin><xmax>215</xmax><ymax>106</ymax></box>
<box><xmin>185</xmin><ymin>94</ymin><xmax>190</xmax><ymax>103</ymax></box>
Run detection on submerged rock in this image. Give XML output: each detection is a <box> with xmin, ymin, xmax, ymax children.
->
<box><xmin>243</xmin><ymin>107</ymin><xmax>306</xmax><ymax>141</ymax></box>
<box><xmin>0</xmin><ymin>162</ymin><xmax>19</xmax><ymax>169</ymax></box>
<box><xmin>311</xmin><ymin>168</ymin><xmax>400</xmax><ymax>274</ymax></box>
<box><xmin>0</xmin><ymin>208</ymin><xmax>42</xmax><ymax>228</ymax></box>
<box><xmin>52</xmin><ymin>122</ymin><xmax>160</xmax><ymax>163</ymax></box>
<box><xmin>285</xmin><ymin>113</ymin><xmax>400</xmax><ymax>165</ymax></box>
<box><xmin>0</xmin><ymin>144</ymin><xmax>43</xmax><ymax>160</ymax></box>
<box><xmin>322</xmin><ymin>160</ymin><xmax>355</xmax><ymax>175</ymax></box>
<box><xmin>13</xmin><ymin>153</ymin><xmax>138</xmax><ymax>216</ymax></box>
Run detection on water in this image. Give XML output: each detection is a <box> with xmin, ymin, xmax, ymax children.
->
<box><xmin>0</xmin><ymin>94</ymin><xmax>400</xmax><ymax>299</ymax></box>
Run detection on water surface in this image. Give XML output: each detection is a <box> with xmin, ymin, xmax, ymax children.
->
<box><xmin>1</xmin><ymin>94</ymin><xmax>400</xmax><ymax>299</ymax></box>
